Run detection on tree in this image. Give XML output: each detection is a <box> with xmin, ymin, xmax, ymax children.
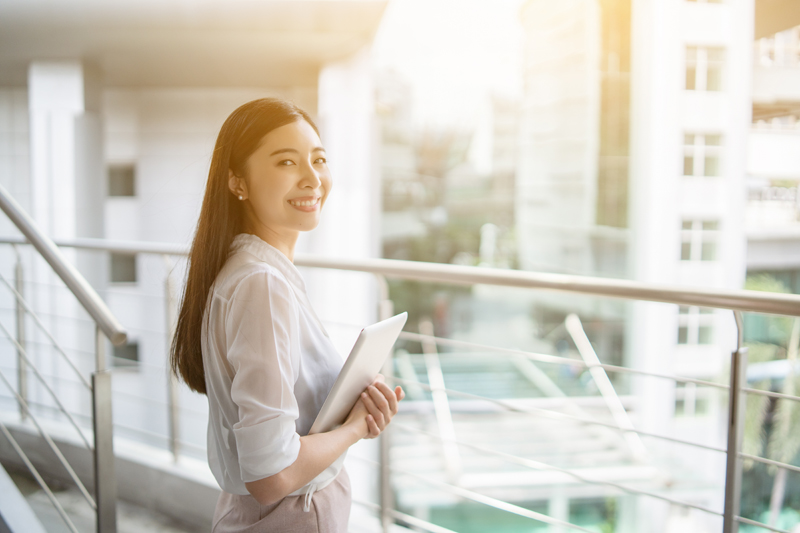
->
<box><xmin>743</xmin><ymin>274</ymin><xmax>800</xmax><ymax>527</ymax></box>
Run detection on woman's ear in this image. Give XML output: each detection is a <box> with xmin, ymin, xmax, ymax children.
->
<box><xmin>228</xmin><ymin>169</ymin><xmax>247</xmax><ymax>200</ymax></box>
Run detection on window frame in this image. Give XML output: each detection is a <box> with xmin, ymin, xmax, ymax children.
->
<box><xmin>680</xmin><ymin>219</ymin><xmax>720</xmax><ymax>262</ymax></box>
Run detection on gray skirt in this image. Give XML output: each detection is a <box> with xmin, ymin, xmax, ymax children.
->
<box><xmin>212</xmin><ymin>469</ymin><xmax>351</xmax><ymax>533</ymax></box>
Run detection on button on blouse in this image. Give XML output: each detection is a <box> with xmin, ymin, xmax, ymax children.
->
<box><xmin>202</xmin><ymin>233</ymin><xmax>346</xmax><ymax>496</ymax></box>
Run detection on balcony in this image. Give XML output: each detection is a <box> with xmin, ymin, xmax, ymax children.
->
<box><xmin>0</xmin><ymin>186</ymin><xmax>799</xmax><ymax>533</ymax></box>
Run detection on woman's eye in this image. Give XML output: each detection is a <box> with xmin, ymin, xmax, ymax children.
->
<box><xmin>278</xmin><ymin>159</ymin><xmax>295</xmax><ymax>166</ymax></box>
<box><xmin>314</xmin><ymin>157</ymin><xmax>327</xmax><ymax>164</ymax></box>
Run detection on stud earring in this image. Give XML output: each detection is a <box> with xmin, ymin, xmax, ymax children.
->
<box><xmin>238</xmin><ymin>195</ymin><xmax>243</xmax><ymax>200</ymax></box>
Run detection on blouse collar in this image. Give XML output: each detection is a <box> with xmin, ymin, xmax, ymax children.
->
<box><xmin>230</xmin><ymin>233</ymin><xmax>306</xmax><ymax>293</ymax></box>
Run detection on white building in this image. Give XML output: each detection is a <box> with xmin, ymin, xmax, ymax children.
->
<box><xmin>516</xmin><ymin>0</ymin><xmax>784</xmax><ymax>530</ymax></box>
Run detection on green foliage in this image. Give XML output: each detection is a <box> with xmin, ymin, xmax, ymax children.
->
<box><xmin>740</xmin><ymin>273</ymin><xmax>800</xmax><ymax>522</ymax></box>
<box><xmin>743</xmin><ymin>343</ymin><xmax>781</xmax><ymax>468</ymax></box>
<box><xmin>743</xmin><ymin>274</ymin><xmax>793</xmax><ymax>346</ymax></box>
<box><xmin>766</xmin><ymin>319</ymin><xmax>800</xmax><ymax>469</ymax></box>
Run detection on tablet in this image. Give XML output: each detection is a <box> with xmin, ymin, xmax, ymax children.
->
<box><xmin>308</xmin><ymin>312</ymin><xmax>408</xmax><ymax>435</ymax></box>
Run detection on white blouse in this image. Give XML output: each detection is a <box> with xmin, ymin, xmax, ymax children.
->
<box><xmin>202</xmin><ymin>233</ymin><xmax>346</xmax><ymax>498</ymax></box>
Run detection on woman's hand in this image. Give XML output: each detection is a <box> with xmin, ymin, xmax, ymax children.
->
<box><xmin>343</xmin><ymin>377</ymin><xmax>405</xmax><ymax>439</ymax></box>
<box><xmin>360</xmin><ymin>378</ymin><xmax>405</xmax><ymax>439</ymax></box>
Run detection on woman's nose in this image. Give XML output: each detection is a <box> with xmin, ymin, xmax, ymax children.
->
<box><xmin>300</xmin><ymin>162</ymin><xmax>322</xmax><ymax>188</ymax></box>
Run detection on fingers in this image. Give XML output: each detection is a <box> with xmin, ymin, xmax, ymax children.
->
<box><xmin>358</xmin><ymin>380</ymin><xmax>406</xmax><ymax>440</ymax></box>
<box><xmin>361</xmin><ymin>390</ymin><xmax>386</xmax><ymax>429</ymax></box>
<box><xmin>366</xmin><ymin>414</ymin><xmax>380</xmax><ymax>438</ymax></box>
<box><xmin>369</xmin><ymin>381</ymin><xmax>397</xmax><ymax>415</ymax></box>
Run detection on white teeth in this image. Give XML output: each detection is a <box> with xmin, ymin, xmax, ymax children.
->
<box><xmin>290</xmin><ymin>198</ymin><xmax>318</xmax><ymax>207</ymax></box>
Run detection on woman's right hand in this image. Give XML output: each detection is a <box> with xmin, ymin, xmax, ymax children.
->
<box><xmin>343</xmin><ymin>379</ymin><xmax>405</xmax><ymax>439</ymax></box>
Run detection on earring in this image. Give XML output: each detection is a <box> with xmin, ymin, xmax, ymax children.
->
<box><xmin>238</xmin><ymin>195</ymin><xmax>243</xmax><ymax>200</ymax></box>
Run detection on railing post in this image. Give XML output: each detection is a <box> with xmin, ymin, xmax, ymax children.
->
<box><xmin>14</xmin><ymin>246</ymin><xmax>27</xmax><ymax>421</ymax></box>
<box><xmin>93</xmin><ymin>325</ymin><xmax>117</xmax><ymax>533</ymax></box>
<box><xmin>163</xmin><ymin>255</ymin><xmax>180</xmax><ymax>462</ymax></box>
<box><xmin>723</xmin><ymin>311</ymin><xmax>747</xmax><ymax>533</ymax></box>
<box><xmin>376</xmin><ymin>275</ymin><xmax>394</xmax><ymax>533</ymax></box>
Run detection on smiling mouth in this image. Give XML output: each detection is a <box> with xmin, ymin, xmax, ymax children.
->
<box><xmin>288</xmin><ymin>197</ymin><xmax>320</xmax><ymax>207</ymax></box>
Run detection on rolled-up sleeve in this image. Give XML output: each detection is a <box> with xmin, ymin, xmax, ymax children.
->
<box><xmin>225</xmin><ymin>270</ymin><xmax>301</xmax><ymax>482</ymax></box>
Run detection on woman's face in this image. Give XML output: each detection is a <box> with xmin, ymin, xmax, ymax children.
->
<box><xmin>230</xmin><ymin>119</ymin><xmax>331</xmax><ymax>243</ymax></box>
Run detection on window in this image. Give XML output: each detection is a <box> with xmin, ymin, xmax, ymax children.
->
<box><xmin>108</xmin><ymin>164</ymin><xmax>136</xmax><ymax>197</ymax></box>
<box><xmin>677</xmin><ymin>305</ymin><xmax>714</xmax><ymax>344</ymax></box>
<box><xmin>110</xmin><ymin>253</ymin><xmax>137</xmax><ymax>283</ymax></box>
<box><xmin>686</xmin><ymin>46</ymin><xmax>724</xmax><ymax>91</ymax></box>
<box><xmin>680</xmin><ymin>220</ymin><xmax>719</xmax><ymax>261</ymax></box>
<box><xmin>683</xmin><ymin>134</ymin><xmax>722</xmax><ymax>177</ymax></box>
<box><xmin>113</xmin><ymin>342</ymin><xmax>139</xmax><ymax>368</ymax></box>
<box><xmin>675</xmin><ymin>382</ymin><xmax>710</xmax><ymax>417</ymax></box>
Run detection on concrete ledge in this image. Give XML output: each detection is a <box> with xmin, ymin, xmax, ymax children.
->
<box><xmin>0</xmin><ymin>414</ymin><xmax>219</xmax><ymax>530</ymax></box>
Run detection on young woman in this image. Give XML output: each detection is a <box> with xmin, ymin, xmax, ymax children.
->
<box><xmin>170</xmin><ymin>98</ymin><xmax>404</xmax><ymax>532</ymax></box>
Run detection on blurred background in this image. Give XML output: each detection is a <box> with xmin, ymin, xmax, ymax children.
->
<box><xmin>1</xmin><ymin>0</ymin><xmax>800</xmax><ymax>532</ymax></box>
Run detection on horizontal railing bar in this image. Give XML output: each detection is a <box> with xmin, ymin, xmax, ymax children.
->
<box><xmin>0</xmin><ymin>190</ymin><xmax>127</xmax><ymax>346</ymax></box>
<box><xmin>0</xmin><ymin>362</ymin><xmax>208</xmax><ymax>417</ymax></box>
<box><xmin>0</xmin><ymin>368</ymin><xmax>96</xmax><ymax>509</ymax></box>
<box><xmin>0</xmin><ymin>421</ymin><xmax>80</xmax><ymax>533</ymax></box>
<box><xmin>0</xmin><ymin>235</ymin><xmax>189</xmax><ymax>257</ymax></box>
<box><xmin>112</xmin><ymin>389</ymin><xmax>207</xmax><ymax>417</ymax></box>
<box><xmin>736</xmin><ymin>516</ymin><xmax>791</xmax><ymax>533</ymax></box>
<box><xmin>398</xmin><ymin>331</ymin><xmax>730</xmax><ymax>390</ymax></box>
<box><xmin>5</xmin><ymin>276</ymin><xmax>169</xmax><ymax>301</ymax></box>
<box><xmin>399</xmin><ymin>331</ymin><xmax>582</xmax><ymax>367</ymax></box>
<box><xmin>3</xmin><ymin>338</ymin><xmax>173</xmax><ymax>372</ymax></box>
<box><xmin>1</xmin><ymin>399</ymin><xmax>207</xmax><ymax>456</ymax></box>
<box><xmin>740</xmin><ymin>453</ymin><xmax>800</xmax><ymax>475</ymax></box>
<box><xmin>3</xmin><ymin>235</ymin><xmax>800</xmax><ymax>317</ymax></box>
<box><xmin>0</xmin><ymin>320</ymin><xmax>92</xmax><ymax>449</ymax></box>
<box><xmin>350</xmin><ymin>454</ymin><xmax>597</xmax><ymax>533</ymax></box>
<box><xmin>351</xmin><ymin>498</ymin><xmax>459</xmax><ymax>533</ymax></box>
<box><xmin>293</xmin><ymin>258</ymin><xmax>800</xmax><ymax>318</ymax></box>
<box><xmin>743</xmin><ymin>387</ymin><xmax>800</xmax><ymax>404</ymax></box>
<box><xmin>9</xmin><ymin>378</ymin><xmax>199</xmax><ymax>415</ymax></box>
<box><xmin>391</xmin><ymin>421</ymin><xmax>723</xmax><ymax>516</ymax></box>
<box><xmin>389</xmin><ymin>376</ymin><xmax>727</xmax><ymax>453</ymax></box>
<box><xmin>0</xmin><ymin>305</ymin><xmax>168</xmax><ymax>337</ymax></box>
<box><xmin>0</xmin><ymin>270</ymin><xmax>92</xmax><ymax>390</ymax></box>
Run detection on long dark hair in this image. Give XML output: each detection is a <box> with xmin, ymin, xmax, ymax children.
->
<box><xmin>171</xmin><ymin>98</ymin><xmax>319</xmax><ymax>394</ymax></box>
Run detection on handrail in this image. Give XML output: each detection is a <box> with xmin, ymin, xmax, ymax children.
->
<box><xmin>0</xmin><ymin>186</ymin><xmax>127</xmax><ymax>346</ymax></box>
<box><xmin>295</xmin><ymin>255</ymin><xmax>800</xmax><ymax>317</ymax></box>
<box><xmin>1</xmin><ymin>234</ymin><xmax>799</xmax><ymax>317</ymax></box>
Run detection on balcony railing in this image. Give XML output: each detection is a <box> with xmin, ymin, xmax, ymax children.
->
<box><xmin>0</xmin><ymin>184</ymin><xmax>126</xmax><ymax>533</ymax></box>
<box><xmin>1</xmin><ymin>225</ymin><xmax>800</xmax><ymax>530</ymax></box>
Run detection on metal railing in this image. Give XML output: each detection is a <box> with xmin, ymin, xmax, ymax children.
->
<box><xmin>0</xmin><ymin>183</ymin><xmax>126</xmax><ymax>533</ymax></box>
<box><xmin>1</xmin><ymin>232</ymin><xmax>800</xmax><ymax>532</ymax></box>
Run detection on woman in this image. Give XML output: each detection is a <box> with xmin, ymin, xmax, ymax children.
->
<box><xmin>170</xmin><ymin>98</ymin><xmax>404</xmax><ymax>532</ymax></box>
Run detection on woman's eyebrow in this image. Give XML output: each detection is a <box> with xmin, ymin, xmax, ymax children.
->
<box><xmin>269</xmin><ymin>146</ymin><xmax>326</xmax><ymax>156</ymax></box>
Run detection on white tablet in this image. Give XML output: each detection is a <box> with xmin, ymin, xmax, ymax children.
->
<box><xmin>308</xmin><ymin>312</ymin><xmax>408</xmax><ymax>435</ymax></box>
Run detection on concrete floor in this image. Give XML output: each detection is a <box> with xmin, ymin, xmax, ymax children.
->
<box><xmin>7</xmin><ymin>468</ymin><xmax>396</xmax><ymax>533</ymax></box>
<box><xmin>8</xmin><ymin>470</ymin><xmax>198</xmax><ymax>533</ymax></box>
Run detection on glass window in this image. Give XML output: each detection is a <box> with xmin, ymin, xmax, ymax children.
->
<box><xmin>683</xmin><ymin>133</ymin><xmax>722</xmax><ymax>177</ymax></box>
<box><xmin>706</xmin><ymin>49</ymin><xmax>724</xmax><ymax>91</ymax></box>
<box><xmin>677</xmin><ymin>306</ymin><xmax>715</xmax><ymax>345</ymax></box>
<box><xmin>680</xmin><ymin>219</ymin><xmax>720</xmax><ymax>261</ymax></box>
<box><xmin>111</xmin><ymin>253</ymin><xmax>137</xmax><ymax>283</ymax></box>
<box><xmin>675</xmin><ymin>382</ymin><xmax>711</xmax><ymax>418</ymax></box>
<box><xmin>686</xmin><ymin>46</ymin><xmax>724</xmax><ymax>91</ymax></box>
<box><xmin>113</xmin><ymin>342</ymin><xmax>139</xmax><ymax>368</ymax></box>
<box><xmin>108</xmin><ymin>164</ymin><xmax>136</xmax><ymax>197</ymax></box>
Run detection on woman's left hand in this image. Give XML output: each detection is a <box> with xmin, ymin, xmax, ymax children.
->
<box><xmin>360</xmin><ymin>378</ymin><xmax>405</xmax><ymax>439</ymax></box>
